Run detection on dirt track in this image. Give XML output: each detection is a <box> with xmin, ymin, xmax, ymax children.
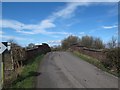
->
<box><xmin>36</xmin><ymin>51</ymin><xmax>118</xmax><ymax>88</ymax></box>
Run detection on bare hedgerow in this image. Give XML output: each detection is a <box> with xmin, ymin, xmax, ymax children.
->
<box><xmin>102</xmin><ymin>47</ymin><xmax>120</xmax><ymax>73</ymax></box>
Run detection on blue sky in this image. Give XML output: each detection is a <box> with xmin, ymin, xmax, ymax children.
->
<box><xmin>0</xmin><ymin>2</ymin><xmax>118</xmax><ymax>46</ymax></box>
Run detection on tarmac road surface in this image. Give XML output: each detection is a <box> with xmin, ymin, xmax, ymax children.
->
<box><xmin>36</xmin><ymin>51</ymin><xmax>118</xmax><ymax>88</ymax></box>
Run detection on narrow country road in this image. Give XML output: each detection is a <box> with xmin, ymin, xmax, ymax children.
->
<box><xmin>36</xmin><ymin>51</ymin><xmax>118</xmax><ymax>88</ymax></box>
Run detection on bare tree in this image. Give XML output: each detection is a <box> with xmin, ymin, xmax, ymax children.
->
<box><xmin>80</xmin><ymin>35</ymin><xmax>93</xmax><ymax>48</ymax></box>
<box><xmin>93</xmin><ymin>38</ymin><xmax>105</xmax><ymax>49</ymax></box>
<box><xmin>107</xmin><ymin>36</ymin><xmax>117</xmax><ymax>48</ymax></box>
<box><xmin>8</xmin><ymin>40</ymin><xmax>26</xmax><ymax>70</ymax></box>
<box><xmin>62</xmin><ymin>39</ymin><xmax>69</xmax><ymax>50</ymax></box>
<box><xmin>62</xmin><ymin>35</ymin><xmax>79</xmax><ymax>49</ymax></box>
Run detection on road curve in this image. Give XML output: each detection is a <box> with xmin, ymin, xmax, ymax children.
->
<box><xmin>36</xmin><ymin>51</ymin><xmax>118</xmax><ymax>88</ymax></box>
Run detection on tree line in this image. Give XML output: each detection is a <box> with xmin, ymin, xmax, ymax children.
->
<box><xmin>60</xmin><ymin>35</ymin><xmax>119</xmax><ymax>76</ymax></box>
<box><xmin>61</xmin><ymin>35</ymin><xmax>117</xmax><ymax>50</ymax></box>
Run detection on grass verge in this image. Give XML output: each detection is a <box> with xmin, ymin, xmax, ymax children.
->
<box><xmin>72</xmin><ymin>51</ymin><xmax>118</xmax><ymax>77</ymax></box>
<box><xmin>11</xmin><ymin>54</ymin><xmax>44</xmax><ymax>88</ymax></box>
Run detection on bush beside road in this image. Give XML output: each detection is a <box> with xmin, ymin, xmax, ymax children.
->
<box><xmin>72</xmin><ymin>51</ymin><xmax>119</xmax><ymax>77</ymax></box>
<box><xmin>9</xmin><ymin>54</ymin><xmax>44</xmax><ymax>88</ymax></box>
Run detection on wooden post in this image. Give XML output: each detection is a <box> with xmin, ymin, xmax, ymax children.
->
<box><xmin>2</xmin><ymin>53</ymin><xmax>4</xmax><ymax>88</ymax></box>
<box><xmin>0</xmin><ymin>42</ymin><xmax>8</xmax><ymax>89</ymax></box>
<box><xmin>0</xmin><ymin>53</ymin><xmax>4</xmax><ymax>89</ymax></box>
<box><xmin>0</xmin><ymin>54</ymin><xmax>3</xmax><ymax>90</ymax></box>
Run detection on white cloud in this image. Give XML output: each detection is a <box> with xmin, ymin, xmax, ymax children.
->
<box><xmin>2</xmin><ymin>2</ymin><xmax>111</xmax><ymax>36</ymax></box>
<box><xmin>35</xmin><ymin>43</ymin><xmax>42</xmax><ymax>45</ymax></box>
<box><xmin>52</xmin><ymin>2</ymin><xmax>89</xmax><ymax>19</ymax></box>
<box><xmin>47</xmin><ymin>40</ymin><xmax>61</xmax><ymax>46</ymax></box>
<box><xmin>40</xmin><ymin>19</ymin><xmax>55</xmax><ymax>29</ymax></box>
<box><xmin>102</xmin><ymin>25</ymin><xmax>117</xmax><ymax>29</ymax></box>
<box><xmin>0</xmin><ymin>2</ymin><xmax>91</xmax><ymax>35</ymax></box>
<box><xmin>0</xmin><ymin>30</ymin><xmax>3</xmax><ymax>34</ymax></box>
<box><xmin>79</xmin><ymin>32</ymin><xmax>85</xmax><ymax>35</ymax></box>
<box><xmin>48</xmin><ymin>40</ymin><xmax>61</xmax><ymax>44</ymax></box>
<box><xmin>0</xmin><ymin>35</ymin><xmax>28</xmax><ymax>41</ymax></box>
<box><xmin>0</xmin><ymin>18</ymin><xmax>72</xmax><ymax>35</ymax></box>
<box><xmin>0</xmin><ymin>18</ymin><xmax>71</xmax><ymax>35</ymax></box>
<box><xmin>0</xmin><ymin>19</ymin><xmax>57</xmax><ymax>34</ymax></box>
<box><xmin>35</xmin><ymin>40</ymin><xmax>61</xmax><ymax>46</ymax></box>
<box><xmin>89</xmin><ymin>25</ymin><xmax>117</xmax><ymax>34</ymax></box>
<box><xmin>0</xmin><ymin>19</ymin><xmax>24</xmax><ymax>31</ymax></box>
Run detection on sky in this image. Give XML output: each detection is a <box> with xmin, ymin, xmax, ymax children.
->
<box><xmin>0</xmin><ymin>2</ymin><xmax>118</xmax><ymax>47</ymax></box>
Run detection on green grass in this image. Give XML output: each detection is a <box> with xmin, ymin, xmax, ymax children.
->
<box><xmin>11</xmin><ymin>54</ymin><xmax>44</xmax><ymax>88</ymax></box>
<box><xmin>72</xmin><ymin>51</ymin><xmax>118</xmax><ymax>77</ymax></box>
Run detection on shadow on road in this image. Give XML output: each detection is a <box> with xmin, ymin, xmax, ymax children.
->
<box><xmin>12</xmin><ymin>71</ymin><xmax>41</xmax><ymax>85</ymax></box>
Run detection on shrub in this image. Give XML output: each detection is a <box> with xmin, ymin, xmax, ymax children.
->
<box><xmin>102</xmin><ymin>47</ymin><xmax>120</xmax><ymax>73</ymax></box>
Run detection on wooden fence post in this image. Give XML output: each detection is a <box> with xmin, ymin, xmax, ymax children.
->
<box><xmin>0</xmin><ymin>54</ymin><xmax>3</xmax><ymax>90</ymax></box>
